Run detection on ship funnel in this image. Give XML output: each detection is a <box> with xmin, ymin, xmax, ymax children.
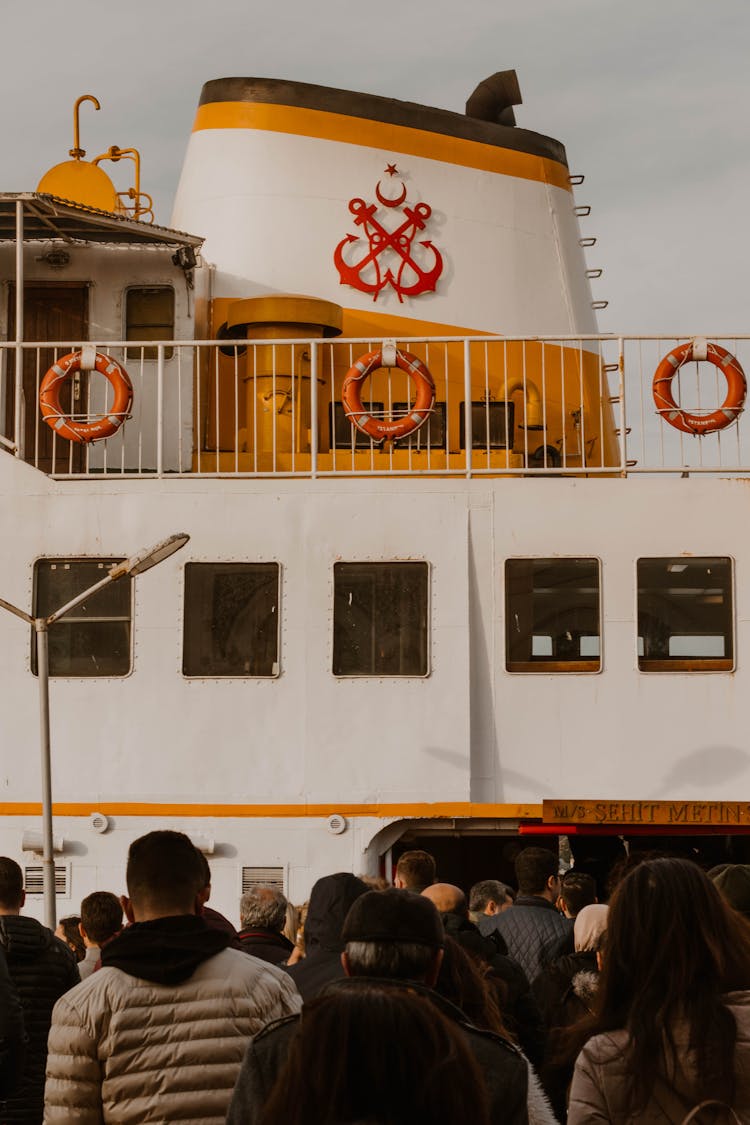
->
<box><xmin>466</xmin><ymin>71</ymin><xmax>522</xmax><ymax>126</ymax></box>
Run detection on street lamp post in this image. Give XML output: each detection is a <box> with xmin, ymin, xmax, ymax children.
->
<box><xmin>0</xmin><ymin>532</ymin><xmax>189</xmax><ymax>929</ymax></box>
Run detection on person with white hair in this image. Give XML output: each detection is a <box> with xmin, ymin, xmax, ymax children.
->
<box><xmin>238</xmin><ymin>887</ymin><xmax>295</xmax><ymax>965</ymax></box>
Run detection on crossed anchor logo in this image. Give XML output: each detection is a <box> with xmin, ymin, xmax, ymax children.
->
<box><xmin>334</xmin><ymin>165</ymin><xmax>444</xmax><ymax>302</ymax></box>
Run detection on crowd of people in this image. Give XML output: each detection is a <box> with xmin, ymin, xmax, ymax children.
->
<box><xmin>0</xmin><ymin>836</ymin><xmax>748</xmax><ymax>1123</ymax></box>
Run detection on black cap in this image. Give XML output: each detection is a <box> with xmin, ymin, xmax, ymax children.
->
<box><xmin>341</xmin><ymin>889</ymin><xmax>445</xmax><ymax>948</ymax></box>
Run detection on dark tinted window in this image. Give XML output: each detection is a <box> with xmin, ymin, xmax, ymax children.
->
<box><xmin>333</xmin><ymin>562</ymin><xmax>429</xmax><ymax>676</ymax></box>
<box><xmin>460</xmin><ymin>402</ymin><xmax>514</xmax><ymax>449</ymax></box>
<box><xmin>183</xmin><ymin>563</ymin><xmax>280</xmax><ymax>677</ymax></box>
<box><xmin>33</xmin><ymin>559</ymin><xmax>131</xmax><ymax>677</ymax></box>
<box><xmin>505</xmin><ymin>558</ymin><xmax>600</xmax><ymax>672</ymax></box>
<box><xmin>637</xmin><ymin>557</ymin><xmax>733</xmax><ymax>671</ymax></box>
<box><xmin>125</xmin><ymin>287</ymin><xmax>175</xmax><ymax>360</ymax></box>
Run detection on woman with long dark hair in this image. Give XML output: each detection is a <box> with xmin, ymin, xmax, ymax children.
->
<box><xmin>567</xmin><ymin>857</ymin><xmax>750</xmax><ymax>1122</ymax></box>
<box><xmin>258</xmin><ymin>985</ymin><xmax>491</xmax><ymax>1125</ymax></box>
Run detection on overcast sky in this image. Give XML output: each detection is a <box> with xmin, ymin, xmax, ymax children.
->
<box><xmin>4</xmin><ymin>0</ymin><xmax>748</xmax><ymax>332</ymax></box>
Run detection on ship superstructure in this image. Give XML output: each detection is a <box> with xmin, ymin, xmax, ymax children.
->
<box><xmin>1</xmin><ymin>74</ymin><xmax>749</xmax><ymax>920</ymax></box>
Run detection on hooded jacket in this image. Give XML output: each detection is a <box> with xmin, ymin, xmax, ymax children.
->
<box><xmin>43</xmin><ymin>914</ymin><xmax>301</xmax><ymax>1125</ymax></box>
<box><xmin>284</xmin><ymin>873</ymin><xmax>369</xmax><ymax>1000</ymax></box>
<box><xmin>567</xmin><ymin>992</ymin><xmax>750</xmax><ymax>1124</ymax></box>
<box><xmin>0</xmin><ymin>914</ymin><xmax>79</xmax><ymax>1125</ymax></box>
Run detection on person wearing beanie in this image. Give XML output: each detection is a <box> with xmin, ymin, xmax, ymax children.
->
<box><xmin>227</xmin><ymin>888</ymin><xmax>529</xmax><ymax>1125</ymax></box>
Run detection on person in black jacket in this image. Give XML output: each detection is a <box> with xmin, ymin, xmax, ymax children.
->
<box><xmin>0</xmin><ymin>945</ymin><xmax>25</xmax><ymax>1100</ymax></box>
<box><xmin>0</xmin><ymin>857</ymin><xmax>78</xmax><ymax>1125</ymax></box>
<box><xmin>479</xmin><ymin>847</ymin><xmax>572</xmax><ymax>985</ymax></box>
<box><xmin>283</xmin><ymin>872</ymin><xmax>369</xmax><ymax>1000</ymax></box>
<box><xmin>238</xmin><ymin>887</ymin><xmax>294</xmax><ymax>965</ymax></box>
<box><xmin>228</xmin><ymin>889</ymin><xmax>529</xmax><ymax>1125</ymax></box>
<box><xmin>423</xmin><ymin>882</ymin><xmax>545</xmax><ymax>1066</ymax></box>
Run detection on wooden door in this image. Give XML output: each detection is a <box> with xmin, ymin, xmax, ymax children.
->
<box><xmin>6</xmin><ymin>284</ymin><xmax>89</xmax><ymax>472</ymax></box>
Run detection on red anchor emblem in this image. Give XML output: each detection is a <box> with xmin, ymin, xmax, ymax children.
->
<box><xmin>334</xmin><ymin>165</ymin><xmax>443</xmax><ymax>302</ymax></box>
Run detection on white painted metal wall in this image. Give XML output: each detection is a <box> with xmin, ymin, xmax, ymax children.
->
<box><xmin>1</xmin><ymin>452</ymin><xmax>749</xmax><ymax>916</ymax></box>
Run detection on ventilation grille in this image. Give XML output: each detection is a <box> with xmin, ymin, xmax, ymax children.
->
<box><xmin>24</xmin><ymin>865</ymin><xmax>68</xmax><ymax>896</ymax></box>
<box><xmin>242</xmin><ymin>866</ymin><xmax>284</xmax><ymax>894</ymax></box>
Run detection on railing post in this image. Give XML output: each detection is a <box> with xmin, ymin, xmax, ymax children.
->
<box><xmin>156</xmin><ymin>343</ymin><xmax>164</xmax><ymax>478</ymax></box>
<box><xmin>14</xmin><ymin>200</ymin><xmax>24</xmax><ymax>458</ymax></box>
<box><xmin>463</xmin><ymin>338</ymin><xmax>472</xmax><ymax>478</ymax></box>
<box><xmin>310</xmin><ymin>341</ymin><xmax>318</xmax><ymax>479</ymax></box>
<box><xmin>617</xmin><ymin>337</ymin><xmax>627</xmax><ymax>476</ymax></box>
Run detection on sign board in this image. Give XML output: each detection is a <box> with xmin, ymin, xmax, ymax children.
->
<box><xmin>543</xmin><ymin>800</ymin><xmax>750</xmax><ymax>827</ymax></box>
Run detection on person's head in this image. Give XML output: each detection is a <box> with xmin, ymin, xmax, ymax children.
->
<box><xmin>123</xmin><ymin>830</ymin><xmax>205</xmax><ymax>923</ymax></box>
<box><xmin>514</xmin><ymin>847</ymin><xmax>560</xmax><ymax>901</ymax></box>
<box><xmin>394</xmin><ymin>849</ymin><xmax>436</xmax><ymax>892</ymax></box>
<box><xmin>0</xmin><ymin>858</ymin><xmax>24</xmax><ymax>915</ymax></box>
<box><xmin>258</xmin><ymin>986</ymin><xmax>490</xmax><ymax>1125</ymax></box>
<box><xmin>573</xmin><ymin>903</ymin><xmax>608</xmax><ymax>953</ymax></box>
<box><xmin>468</xmin><ymin>879</ymin><xmax>513</xmax><ymax>920</ymax></box>
<box><xmin>710</xmin><ymin>864</ymin><xmax>750</xmax><ymax>919</ymax></box>
<box><xmin>421</xmin><ymin>883</ymin><xmax>466</xmax><ymax>917</ymax></box>
<box><xmin>559</xmin><ymin>870</ymin><xmax>597</xmax><ymax>918</ymax></box>
<box><xmin>239</xmin><ymin>886</ymin><xmax>288</xmax><ymax>934</ymax></box>
<box><xmin>303</xmin><ymin>873</ymin><xmax>370</xmax><ymax>954</ymax></box>
<box><xmin>341</xmin><ymin>888</ymin><xmax>445</xmax><ymax>987</ymax></box>
<box><xmin>55</xmin><ymin>915</ymin><xmax>85</xmax><ymax>961</ymax></box>
<box><xmin>593</xmin><ymin>857</ymin><xmax>750</xmax><ymax>1112</ymax></box>
<box><xmin>79</xmin><ymin>891</ymin><xmax>123</xmax><ymax>948</ymax></box>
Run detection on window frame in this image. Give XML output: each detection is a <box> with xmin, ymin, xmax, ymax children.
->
<box><xmin>124</xmin><ymin>285</ymin><xmax>176</xmax><ymax>361</ymax></box>
<box><xmin>504</xmin><ymin>555</ymin><xmax>603</xmax><ymax>675</ymax></box>
<box><xmin>635</xmin><ymin>555</ymin><xmax>735</xmax><ymax>673</ymax></box>
<box><xmin>332</xmin><ymin>559</ymin><xmax>431</xmax><ymax>679</ymax></box>
<box><xmin>31</xmin><ymin>557</ymin><xmax>133</xmax><ymax>679</ymax></box>
<box><xmin>181</xmin><ymin>560</ymin><xmax>282</xmax><ymax>680</ymax></box>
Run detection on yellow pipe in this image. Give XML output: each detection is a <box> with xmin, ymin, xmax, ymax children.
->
<box><xmin>69</xmin><ymin>94</ymin><xmax>100</xmax><ymax>160</ymax></box>
<box><xmin>506</xmin><ymin>377</ymin><xmax>542</xmax><ymax>427</ymax></box>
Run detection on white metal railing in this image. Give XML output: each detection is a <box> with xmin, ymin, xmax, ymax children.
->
<box><xmin>2</xmin><ymin>335</ymin><xmax>750</xmax><ymax>478</ymax></box>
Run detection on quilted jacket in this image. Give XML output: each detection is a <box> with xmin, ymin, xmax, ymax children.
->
<box><xmin>0</xmin><ymin>914</ymin><xmax>79</xmax><ymax>1125</ymax></box>
<box><xmin>481</xmin><ymin>897</ymin><xmax>572</xmax><ymax>986</ymax></box>
<box><xmin>43</xmin><ymin>924</ymin><xmax>301</xmax><ymax>1125</ymax></box>
<box><xmin>567</xmin><ymin>991</ymin><xmax>750</xmax><ymax>1124</ymax></box>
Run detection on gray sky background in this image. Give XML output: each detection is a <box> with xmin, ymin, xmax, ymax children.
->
<box><xmin>4</xmin><ymin>0</ymin><xmax>748</xmax><ymax>332</ymax></box>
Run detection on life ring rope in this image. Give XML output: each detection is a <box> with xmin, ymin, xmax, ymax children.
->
<box><xmin>652</xmin><ymin>340</ymin><xmax>747</xmax><ymax>436</ymax></box>
<box><xmin>39</xmin><ymin>351</ymin><xmax>133</xmax><ymax>444</ymax></box>
<box><xmin>342</xmin><ymin>347</ymin><xmax>436</xmax><ymax>443</ymax></box>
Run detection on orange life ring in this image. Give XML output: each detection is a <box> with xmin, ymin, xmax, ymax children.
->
<box><xmin>39</xmin><ymin>351</ymin><xmax>133</xmax><ymax>444</ymax></box>
<box><xmin>342</xmin><ymin>348</ymin><xmax>435</xmax><ymax>442</ymax></box>
<box><xmin>653</xmin><ymin>340</ymin><xmax>746</xmax><ymax>435</ymax></box>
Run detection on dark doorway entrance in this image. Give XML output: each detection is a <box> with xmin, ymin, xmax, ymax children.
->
<box><xmin>6</xmin><ymin>284</ymin><xmax>89</xmax><ymax>472</ymax></box>
<box><xmin>390</xmin><ymin>829</ymin><xmax>750</xmax><ymax>901</ymax></box>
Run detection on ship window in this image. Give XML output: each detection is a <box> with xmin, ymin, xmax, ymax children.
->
<box><xmin>32</xmin><ymin>559</ymin><xmax>132</xmax><ymax>678</ymax></box>
<box><xmin>331</xmin><ymin>402</ymin><xmax>447</xmax><ymax>450</ymax></box>
<box><xmin>637</xmin><ymin>557</ymin><xmax>733</xmax><ymax>672</ymax></box>
<box><xmin>459</xmin><ymin>402</ymin><xmax>514</xmax><ymax>449</ymax></box>
<box><xmin>182</xmin><ymin>563</ymin><xmax>280</xmax><ymax>677</ymax></box>
<box><xmin>505</xmin><ymin>558</ymin><xmax>601</xmax><ymax>673</ymax></box>
<box><xmin>333</xmin><ymin>562</ymin><xmax>429</xmax><ymax>677</ymax></box>
<box><xmin>125</xmin><ymin>287</ymin><xmax>175</xmax><ymax>360</ymax></box>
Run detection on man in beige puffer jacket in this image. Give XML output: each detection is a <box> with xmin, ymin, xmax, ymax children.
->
<box><xmin>43</xmin><ymin>831</ymin><xmax>301</xmax><ymax>1125</ymax></box>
